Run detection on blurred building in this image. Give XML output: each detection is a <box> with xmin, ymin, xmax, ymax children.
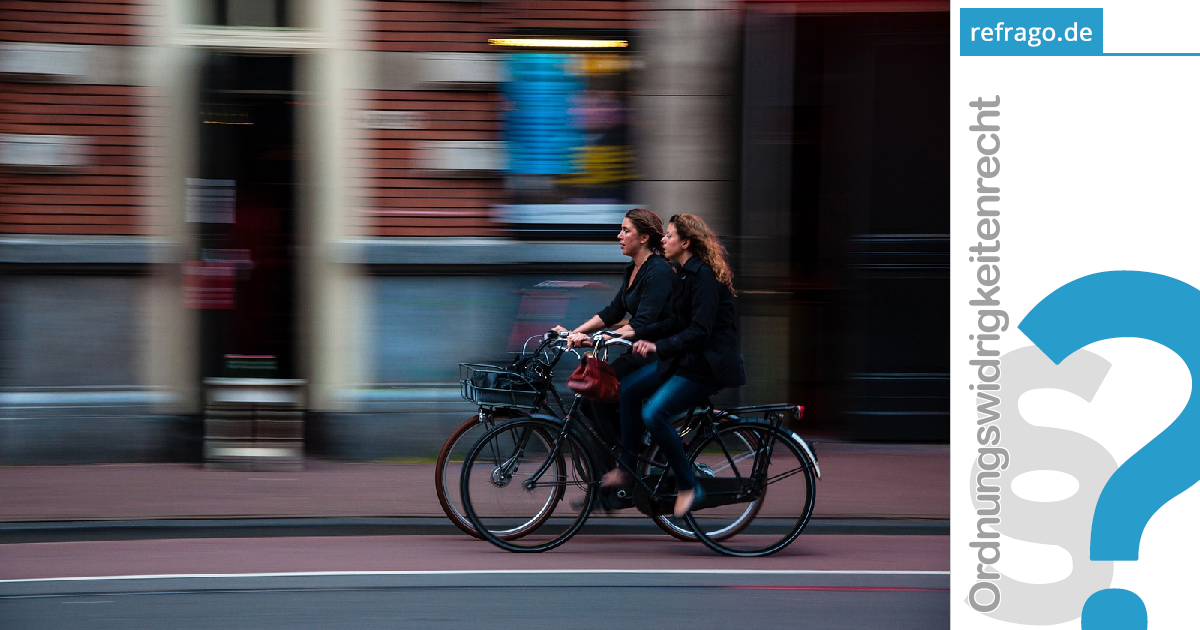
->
<box><xmin>0</xmin><ymin>0</ymin><xmax>947</xmax><ymax>464</ymax></box>
<box><xmin>739</xmin><ymin>3</ymin><xmax>950</xmax><ymax>442</ymax></box>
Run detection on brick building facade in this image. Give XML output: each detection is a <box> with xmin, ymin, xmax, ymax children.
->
<box><xmin>0</xmin><ymin>0</ymin><xmax>949</xmax><ymax>464</ymax></box>
<box><xmin>1</xmin><ymin>0</ymin><xmax>742</xmax><ymax>463</ymax></box>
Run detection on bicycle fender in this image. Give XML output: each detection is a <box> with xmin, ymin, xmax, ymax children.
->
<box><xmin>787</xmin><ymin>432</ymin><xmax>821</xmax><ymax>480</ymax></box>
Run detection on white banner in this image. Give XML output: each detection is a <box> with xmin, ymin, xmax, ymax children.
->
<box><xmin>953</xmin><ymin>2</ymin><xmax>1200</xmax><ymax>628</ymax></box>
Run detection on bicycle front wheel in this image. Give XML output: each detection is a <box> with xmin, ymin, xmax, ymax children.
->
<box><xmin>436</xmin><ymin>412</ymin><xmax>551</xmax><ymax>540</ymax></box>
<box><xmin>683</xmin><ymin>422</ymin><xmax>816</xmax><ymax>557</ymax></box>
<box><xmin>461</xmin><ymin>418</ymin><xmax>596</xmax><ymax>552</ymax></box>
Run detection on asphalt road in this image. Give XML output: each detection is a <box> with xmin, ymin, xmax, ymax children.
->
<box><xmin>0</xmin><ymin>532</ymin><xmax>948</xmax><ymax>628</ymax></box>
<box><xmin>1</xmin><ymin>572</ymin><xmax>949</xmax><ymax>630</ymax></box>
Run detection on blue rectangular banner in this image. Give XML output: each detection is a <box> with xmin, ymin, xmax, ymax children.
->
<box><xmin>960</xmin><ymin>8</ymin><xmax>1104</xmax><ymax>56</ymax></box>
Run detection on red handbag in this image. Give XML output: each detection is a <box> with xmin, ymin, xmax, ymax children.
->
<box><xmin>567</xmin><ymin>357</ymin><xmax>620</xmax><ymax>402</ymax></box>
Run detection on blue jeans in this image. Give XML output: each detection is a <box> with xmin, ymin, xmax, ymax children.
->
<box><xmin>618</xmin><ymin>364</ymin><xmax>718</xmax><ymax>492</ymax></box>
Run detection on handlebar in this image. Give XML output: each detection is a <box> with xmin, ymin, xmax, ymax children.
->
<box><xmin>521</xmin><ymin>331</ymin><xmax>566</xmax><ymax>354</ymax></box>
<box><xmin>591</xmin><ymin>330</ymin><xmax>633</xmax><ymax>349</ymax></box>
<box><xmin>586</xmin><ymin>331</ymin><xmax>633</xmax><ymax>363</ymax></box>
<box><xmin>520</xmin><ymin>330</ymin><xmax>629</xmax><ymax>364</ymax></box>
<box><xmin>520</xmin><ymin>331</ymin><xmax>583</xmax><ymax>362</ymax></box>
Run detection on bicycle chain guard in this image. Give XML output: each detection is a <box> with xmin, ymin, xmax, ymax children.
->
<box><xmin>631</xmin><ymin>473</ymin><xmax>675</xmax><ymax>516</ymax></box>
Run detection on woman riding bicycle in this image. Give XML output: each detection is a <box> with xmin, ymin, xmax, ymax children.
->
<box><xmin>555</xmin><ymin>207</ymin><xmax>671</xmax><ymax>360</ymax></box>
<box><xmin>604</xmin><ymin>213</ymin><xmax>746</xmax><ymax>518</ymax></box>
<box><xmin>552</xmin><ymin>208</ymin><xmax>673</xmax><ymax>447</ymax></box>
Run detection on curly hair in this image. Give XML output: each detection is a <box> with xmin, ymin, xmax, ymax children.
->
<box><xmin>625</xmin><ymin>207</ymin><xmax>664</xmax><ymax>255</ymax></box>
<box><xmin>669</xmin><ymin>213</ymin><xmax>736</xmax><ymax>296</ymax></box>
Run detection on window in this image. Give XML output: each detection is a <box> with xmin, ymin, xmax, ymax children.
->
<box><xmin>194</xmin><ymin>0</ymin><xmax>294</xmax><ymax>28</ymax></box>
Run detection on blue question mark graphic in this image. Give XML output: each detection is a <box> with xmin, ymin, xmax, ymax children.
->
<box><xmin>1019</xmin><ymin>270</ymin><xmax>1200</xmax><ymax>629</ymax></box>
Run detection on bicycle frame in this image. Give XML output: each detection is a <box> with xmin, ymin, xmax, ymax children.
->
<box><xmin>514</xmin><ymin>390</ymin><xmax>715</xmax><ymax>505</ymax></box>
<box><xmin>458</xmin><ymin>334</ymin><xmax>822</xmax><ymax>556</ymax></box>
<box><xmin>469</xmin><ymin>332</ymin><xmax>821</xmax><ymax>523</ymax></box>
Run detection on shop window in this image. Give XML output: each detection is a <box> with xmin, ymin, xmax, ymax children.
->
<box><xmin>194</xmin><ymin>0</ymin><xmax>295</xmax><ymax>28</ymax></box>
<box><xmin>491</xmin><ymin>34</ymin><xmax>637</xmax><ymax>239</ymax></box>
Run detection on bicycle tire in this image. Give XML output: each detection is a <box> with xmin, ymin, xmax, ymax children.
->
<box><xmin>461</xmin><ymin>418</ymin><xmax>596</xmax><ymax>553</ymax></box>
<box><xmin>436</xmin><ymin>412</ymin><xmax>553</xmax><ymax>540</ymax></box>
<box><xmin>644</xmin><ymin>425</ymin><xmax>763</xmax><ymax>542</ymax></box>
<box><xmin>683</xmin><ymin>422</ymin><xmax>816</xmax><ymax>557</ymax></box>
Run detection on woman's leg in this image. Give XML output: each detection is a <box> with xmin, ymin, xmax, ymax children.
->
<box><xmin>614</xmin><ymin>363</ymin><xmax>663</xmax><ymax>472</ymax></box>
<box><xmin>640</xmin><ymin>375</ymin><xmax>719</xmax><ymax>493</ymax></box>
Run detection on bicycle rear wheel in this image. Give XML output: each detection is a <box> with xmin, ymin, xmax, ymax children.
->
<box><xmin>643</xmin><ymin>425</ymin><xmax>762</xmax><ymax>542</ymax></box>
<box><xmin>461</xmin><ymin>418</ymin><xmax>596</xmax><ymax>552</ymax></box>
<box><xmin>683</xmin><ymin>422</ymin><xmax>816</xmax><ymax>557</ymax></box>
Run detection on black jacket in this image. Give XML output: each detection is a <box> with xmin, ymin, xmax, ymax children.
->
<box><xmin>633</xmin><ymin>257</ymin><xmax>746</xmax><ymax>388</ymax></box>
<box><xmin>596</xmin><ymin>254</ymin><xmax>673</xmax><ymax>379</ymax></box>
<box><xmin>596</xmin><ymin>254</ymin><xmax>673</xmax><ymax>331</ymax></box>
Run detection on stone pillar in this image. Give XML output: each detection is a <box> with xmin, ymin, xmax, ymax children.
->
<box><xmin>633</xmin><ymin>1</ymin><xmax>741</xmax><ymax>236</ymax></box>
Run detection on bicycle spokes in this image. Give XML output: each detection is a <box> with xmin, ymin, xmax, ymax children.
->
<box><xmin>685</xmin><ymin>423</ymin><xmax>815</xmax><ymax>557</ymax></box>
<box><xmin>461</xmin><ymin>418</ymin><xmax>596</xmax><ymax>552</ymax></box>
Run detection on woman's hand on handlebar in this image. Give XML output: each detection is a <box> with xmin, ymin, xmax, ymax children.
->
<box><xmin>566</xmin><ymin>332</ymin><xmax>593</xmax><ymax>348</ymax></box>
<box><xmin>633</xmin><ymin>340</ymin><xmax>657</xmax><ymax>357</ymax></box>
<box><xmin>612</xmin><ymin>325</ymin><xmax>636</xmax><ymax>340</ymax></box>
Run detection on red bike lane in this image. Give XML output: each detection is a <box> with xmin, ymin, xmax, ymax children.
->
<box><xmin>0</xmin><ymin>533</ymin><xmax>947</xmax><ymax>582</ymax></box>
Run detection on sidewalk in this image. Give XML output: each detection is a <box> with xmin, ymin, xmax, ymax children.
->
<box><xmin>0</xmin><ymin>443</ymin><xmax>947</xmax><ymax>533</ymax></box>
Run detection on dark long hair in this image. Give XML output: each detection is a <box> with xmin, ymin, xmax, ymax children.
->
<box><xmin>670</xmin><ymin>213</ymin><xmax>736</xmax><ymax>296</ymax></box>
<box><xmin>626</xmin><ymin>207</ymin><xmax>664</xmax><ymax>255</ymax></box>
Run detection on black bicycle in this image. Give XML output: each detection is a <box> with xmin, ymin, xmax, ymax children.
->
<box><xmin>459</xmin><ymin>332</ymin><xmax>821</xmax><ymax>556</ymax></box>
<box><xmin>440</xmin><ymin>331</ymin><xmax>740</xmax><ymax>543</ymax></box>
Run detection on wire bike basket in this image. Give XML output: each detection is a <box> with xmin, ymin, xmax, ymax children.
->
<box><xmin>459</xmin><ymin>363</ymin><xmax>542</xmax><ymax>410</ymax></box>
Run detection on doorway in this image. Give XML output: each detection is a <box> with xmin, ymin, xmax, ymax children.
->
<box><xmin>193</xmin><ymin>52</ymin><xmax>300</xmax><ymax>380</ymax></box>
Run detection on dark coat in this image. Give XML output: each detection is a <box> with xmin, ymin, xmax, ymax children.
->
<box><xmin>596</xmin><ymin>254</ymin><xmax>673</xmax><ymax>330</ymax></box>
<box><xmin>596</xmin><ymin>253</ymin><xmax>673</xmax><ymax>378</ymax></box>
<box><xmin>633</xmin><ymin>257</ymin><xmax>746</xmax><ymax>388</ymax></box>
